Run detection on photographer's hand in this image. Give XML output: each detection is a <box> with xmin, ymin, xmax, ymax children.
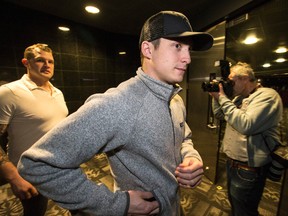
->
<box><xmin>209</xmin><ymin>83</ymin><xmax>226</xmax><ymax>100</ymax></box>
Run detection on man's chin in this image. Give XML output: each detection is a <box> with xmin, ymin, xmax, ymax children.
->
<box><xmin>176</xmin><ymin>77</ymin><xmax>184</xmax><ymax>83</ymax></box>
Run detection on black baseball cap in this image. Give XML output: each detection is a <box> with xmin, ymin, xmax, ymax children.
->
<box><xmin>139</xmin><ymin>11</ymin><xmax>214</xmax><ymax>51</ymax></box>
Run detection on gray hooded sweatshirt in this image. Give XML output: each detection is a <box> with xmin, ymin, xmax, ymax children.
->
<box><xmin>18</xmin><ymin>68</ymin><xmax>202</xmax><ymax>215</ymax></box>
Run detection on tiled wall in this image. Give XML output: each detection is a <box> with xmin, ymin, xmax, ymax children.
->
<box><xmin>0</xmin><ymin>2</ymin><xmax>140</xmax><ymax>113</ymax></box>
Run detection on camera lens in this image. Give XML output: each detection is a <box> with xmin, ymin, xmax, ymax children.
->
<box><xmin>267</xmin><ymin>160</ymin><xmax>284</xmax><ymax>181</ymax></box>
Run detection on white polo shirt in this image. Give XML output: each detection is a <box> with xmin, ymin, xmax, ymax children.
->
<box><xmin>0</xmin><ymin>74</ymin><xmax>68</xmax><ymax>165</ymax></box>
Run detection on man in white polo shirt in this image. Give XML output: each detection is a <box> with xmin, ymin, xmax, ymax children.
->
<box><xmin>0</xmin><ymin>43</ymin><xmax>68</xmax><ymax>216</ymax></box>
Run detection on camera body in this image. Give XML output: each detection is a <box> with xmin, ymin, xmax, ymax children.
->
<box><xmin>202</xmin><ymin>80</ymin><xmax>225</xmax><ymax>92</ymax></box>
<box><xmin>202</xmin><ymin>79</ymin><xmax>234</xmax><ymax>97</ymax></box>
<box><xmin>201</xmin><ymin>60</ymin><xmax>234</xmax><ymax>98</ymax></box>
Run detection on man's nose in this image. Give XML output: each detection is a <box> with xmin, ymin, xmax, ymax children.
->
<box><xmin>182</xmin><ymin>49</ymin><xmax>191</xmax><ymax>64</ymax></box>
<box><xmin>44</xmin><ymin>60</ymin><xmax>52</xmax><ymax>66</ymax></box>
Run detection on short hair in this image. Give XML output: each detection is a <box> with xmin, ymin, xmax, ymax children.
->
<box><xmin>150</xmin><ymin>39</ymin><xmax>161</xmax><ymax>49</ymax></box>
<box><xmin>230</xmin><ymin>62</ymin><xmax>256</xmax><ymax>82</ymax></box>
<box><xmin>140</xmin><ymin>38</ymin><xmax>161</xmax><ymax>64</ymax></box>
<box><xmin>24</xmin><ymin>43</ymin><xmax>52</xmax><ymax>60</ymax></box>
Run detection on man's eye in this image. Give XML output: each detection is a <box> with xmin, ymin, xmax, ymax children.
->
<box><xmin>175</xmin><ymin>44</ymin><xmax>181</xmax><ymax>49</ymax></box>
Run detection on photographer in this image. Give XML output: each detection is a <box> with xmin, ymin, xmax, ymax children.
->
<box><xmin>209</xmin><ymin>62</ymin><xmax>283</xmax><ymax>216</ymax></box>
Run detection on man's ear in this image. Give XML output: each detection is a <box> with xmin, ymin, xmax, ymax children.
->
<box><xmin>141</xmin><ymin>41</ymin><xmax>153</xmax><ymax>59</ymax></box>
<box><xmin>21</xmin><ymin>58</ymin><xmax>28</xmax><ymax>67</ymax></box>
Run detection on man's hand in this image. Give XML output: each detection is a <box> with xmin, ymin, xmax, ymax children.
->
<box><xmin>175</xmin><ymin>157</ymin><xmax>204</xmax><ymax>188</ymax></box>
<box><xmin>10</xmin><ymin>175</ymin><xmax>39</xmax><ymax>200</ymax></box>
<box><xmin>127</xmin><ymin>190</ymin><xmax>159</xmax><ymax>215</ymax></box>
<box><xmin>0</xmin><ymin>158</ymin><xmax>39</xmax><ymax>200</ymax></box>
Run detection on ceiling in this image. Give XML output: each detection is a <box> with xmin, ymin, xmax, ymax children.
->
<box><xmin>3</xmin><ymin>0</ymin><xmax>229</xmax><ymax>36</ymax></box>
<box><xmin>225</xmin><ymin>0</ymin><xmax>288</xmax><ymax>77</ymax></box>
<box><xmin>3</xmin><ymin>0</ymin><xmax>287</xmax><ymax>78</ymax></box>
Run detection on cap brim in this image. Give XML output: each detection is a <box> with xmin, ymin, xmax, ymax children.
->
<box><xmin>164</xmin><ymin>32</ymin><xmax>214</xmax><ymax>51</ymax></box>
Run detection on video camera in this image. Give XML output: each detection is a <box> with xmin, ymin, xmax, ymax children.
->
<box><xmin>201</xmin><ymin>60</ymin><xmax>234</xmax><ymax>98</ymax></box>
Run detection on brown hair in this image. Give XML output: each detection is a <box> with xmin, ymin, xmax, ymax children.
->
<box><xmin>24</xmin><ymin>43</ymin><xmax>52</xmax><ymax>60</ymax></box>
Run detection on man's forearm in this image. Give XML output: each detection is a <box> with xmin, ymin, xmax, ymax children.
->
<box><xmin>0</xmin><ymin>124</ymin><xmax>14</xmax><ymax>179</ymax></box>
<box><xmin>0</xmin><ymin>146</ymin><xmax>20</xmax><ymax>184</ymax></box>
<box><xmin>0</xmin><ymin>124</ymin><xmax>8</xmax><ymax>166</ymax></box>
<box><xmin>0</xmin><ymin>147</ymin><xmax>9</xmax><ymax>166</ymax></box>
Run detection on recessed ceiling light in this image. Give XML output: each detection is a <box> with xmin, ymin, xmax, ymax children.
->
<box><xmin>275</xmin><ymin>47</ymin><xmax>287</xmax><ymax>53</ymax></box>
<box><xmin>58</xmin><ymin>26</ymin><xmax>70</xmax><ymax>31</ymax></box>
<box><xmin>243</xmin><ymin>35</ymin><xmax>259</xmax><ymax>45</ymax></box>
<box><xmin>275</xmin><ymin>58</ymin><xmax>286</xmax><ymax>63</ymax></box>
<box><xmin>85</xmin><ymin>6</ymin><xmax>100</xmax><ymax>14</ymax></box>
<box><xmin>119</xmin><ymin>51</ymin><xmax>126</xmax><ymax>55</ymax></box>
<box><xmin>262</xmin><ymin>63</ymin><xmax>271</xmax><ymax>68</ymax></box>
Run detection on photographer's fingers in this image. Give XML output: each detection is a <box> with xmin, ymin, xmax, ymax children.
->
<box><xmin>218</xmin><ymin>83</ymin><xmax>225</xmax><ymax>95</ymax></box>
<box><xmin>209</xmin><ymin>91</ymin><xmax>219</xmax><ymax>99</ymax></box>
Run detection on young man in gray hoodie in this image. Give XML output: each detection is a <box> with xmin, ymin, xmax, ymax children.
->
<box><xmin>18</xmin><ymin>11</ymin><xmax>213</xmax><ymax>215</ymax></box>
